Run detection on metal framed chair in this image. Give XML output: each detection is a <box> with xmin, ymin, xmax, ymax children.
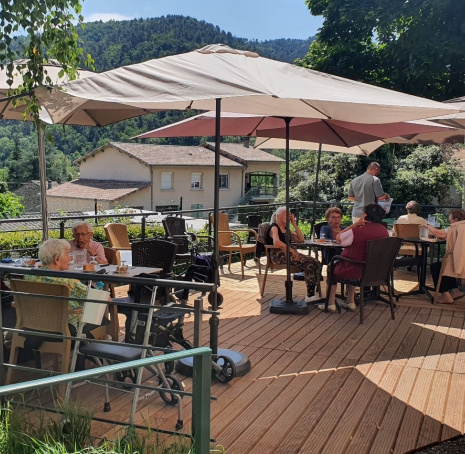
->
<box><xmin>104</xmin><ymin>223</ymin><xmax>132</xmax><ymax>251</ymax></box>
<box><xmin>210</xmin><ymin>213</ymin><xmax>257</xmax><ymax>279</ymax></box>
<box><xmin>246</xmin><ymin>214</ymin><xmax>263</xmax><ymax>244</ymax></box>
<box><xmin>325</xmin><ymin>237</ymin><xmax>402</xmax><ymax>324</ymax></box>
<box><xmin>162</xmin><ymin>216</ymin><xmax>196</xmax><ymax>263</ymax></box>
<box><xmin>260</xmin><ymin>245</ymin><xmax>301</xmax><ymax>296</ymax></box>
<box><xmin>7</xmin><ymin>279</ymin><xmax>72</xmax><ymax>394</ymax></box>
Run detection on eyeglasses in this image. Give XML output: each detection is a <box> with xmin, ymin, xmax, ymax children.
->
<box><xmin>329</xmin><ymin>216</ymin><xmax>341</xmax><ymax>219</ymax></box>
<box><xmin>73</xmin><ymin>232</ymin><xmax>91</xmax><ymax>237</ymax></box>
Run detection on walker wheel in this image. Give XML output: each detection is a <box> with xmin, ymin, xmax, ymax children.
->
<box><xmin>213</xmin><ymin>355</ymin><xmax>236</xmax><ymax>383</ymax></box>
<box><xmin>208</xmin><ymin>291</ymin><xmax>223</xmax><ymax>307</ymax></box>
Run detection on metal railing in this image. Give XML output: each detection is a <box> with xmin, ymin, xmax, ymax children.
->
<box><xmin>0</xmin><ymin>348</ymin><xmax>212</xmax><ymax>454</ymax></box>
<box><xmin>0</xmin><ymin>266</ymin><xmax>216</xmax><ymax>452</ymax></box>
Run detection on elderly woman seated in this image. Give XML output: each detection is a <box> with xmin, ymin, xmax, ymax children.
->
<box><xmin>319</xmin><ymin>203</ymin><xmax>389</xmax><ymax>313</ymax></box>
<box><xmin>319</xmin><ymin>207</ymin><xmax>344</xmax><ymax>263</ymax></box>
<box><xmin>396</xmin><ymin>201</ymin><xmax>427</xmax><ymax>225</ymax></box>
<box><xmin>25</xmin><ymin>239</ymin><xmax>109</xmax><ymax>355</ymax></box>
<box><xmin>266</xmin><ymin>207</ymin><xmax>322</xmax><ymax>303</ymax></box>
<box><xmin>427</xmin><ymin>209</ymin><xmax>465</xmax><ymax>304</ymax></box>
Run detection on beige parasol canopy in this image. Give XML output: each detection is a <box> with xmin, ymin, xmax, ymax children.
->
<box><xmin>35</xmin><ymin>44</ymin><xmax>461</xmax><ymax>127</ymax></box>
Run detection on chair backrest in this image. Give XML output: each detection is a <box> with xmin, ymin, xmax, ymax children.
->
<box><xmin>393</xmin><ymin>223</ymin><xmax>421</xmax><ymax>238</ymax></box>
<box><xmin>132</xmin><ymin>239</ymin><xmax>178</xmax><ymax>273</ymax></box>
<box><xmin>104</xmin><ymin>223</ymin><xmax>131</xmax><ymax>249</ymax></box>
<box><xmin>162</xmin><ymin>216</ymin><xmax>189</xmax><ymax>254</ymax></box>
<box><xmin>103</xmin><ymin>246</ymin><xmax>121</xmax><ymax>266</ymax></box>
<box><xmin>210</xmin><ymin>213</ymin><xmax>233</xmax><ymax>247</ymax></box>
<box><xmin>362</xmin><ymin>237</ymin><xmax>402</xmax><ymax>286</ymax></box>
<box><xmin>257</xmin><ymin>222</ymin><xmax>271</xmax><ymax>245</ymax></box>
<box><xmin>247</xmin><ymin>215</ymin><xmax>263</xmax><ymax>230</ymax></box>
<box><xmin>10</xmin><ymin>279</ymin><xmax>71</xmax><ymax>336</ymax></box>
<box><xmin>314</xmin><ymin>221</ymin><xmax>328</xmax><ymax>238</ymax></box>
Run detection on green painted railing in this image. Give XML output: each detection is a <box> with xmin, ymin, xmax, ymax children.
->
<box><xmin>0</xmin><ymin>347</ymin><xmax>212</xmax><ymax>454</ymax></box>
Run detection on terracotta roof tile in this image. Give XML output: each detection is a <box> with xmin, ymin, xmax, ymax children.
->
<box><xmin>47</xmin><ymin>179</ymin><xmax>150</xmax><ymax>201</ymax></box>
<box><xmin>75</xmin><ymin>143</ymin><xmax>243</xmax><ymax>167</ymax></box>
<box><xmin>206</xmin><ymin>142</ymin><xmax>284</xmax><ymax>162</ymax></box>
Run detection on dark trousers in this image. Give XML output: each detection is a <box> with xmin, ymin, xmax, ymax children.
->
<box><xmin>431</xmin><ymin>261</ymin><xmax>458</xmax><ymax>293</ymax></box>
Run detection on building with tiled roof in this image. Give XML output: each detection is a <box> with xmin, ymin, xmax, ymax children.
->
<box><xmin>47</xmin><ymin>142</ymin><xmax>283</xmax><ymax>214</ymax></box>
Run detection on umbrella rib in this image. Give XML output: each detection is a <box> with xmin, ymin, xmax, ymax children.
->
<box><xmin>322</xmin><ymin>119</ymin><xmax>351</xmax><ymax>147</ymax></box>
<box><xmin>299</xmin><ymin>100</ymin><xmax>331</xmax><ymax>119</ymax></box>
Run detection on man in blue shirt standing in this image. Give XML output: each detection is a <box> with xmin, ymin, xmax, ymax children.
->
<box><xmin>348</xmin><ymin>162</ymin><xmax>390</xmax><ymax>222</ymax></box>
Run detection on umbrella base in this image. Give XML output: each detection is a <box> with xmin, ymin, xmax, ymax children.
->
<box><xmin>270</xmin><ymin>299</ymin><xmax>309</xmax><ymax>315</ymax></box>
<box><xmin>175</xmin><ymin>348</ymin><xmax>251</xmax><ymax>378</ymax></box>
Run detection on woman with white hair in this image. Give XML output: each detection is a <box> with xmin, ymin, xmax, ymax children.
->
<box><xmin>266</xmin><ymin>207</ymin><xmax>322</xmax><ymax>303</ymax></box>
<box><xmin>25</xmin><ymin>239</ymin><xmax>109</xmax><ymax>340</ymax></box>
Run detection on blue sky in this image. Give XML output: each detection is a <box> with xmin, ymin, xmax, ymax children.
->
<box><xmin>81</xmin><ymin>0</ymin><xmax>323</xmax><ymax>41</ymax></box>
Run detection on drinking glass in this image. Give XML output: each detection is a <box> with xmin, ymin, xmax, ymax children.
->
<box><xmin>10</xmin><ymin>251</ymin><xmax>20</xmax><ymax>266</ymax></box>
<box><xmin>427</xmin><ymin>214</ymin><xmax>436</xmax><ymax>225</ymax></box>
<box><xmin>320</xmin><ymin>233</ymin><xmax>326</xmax><ymax>241</ymax></box>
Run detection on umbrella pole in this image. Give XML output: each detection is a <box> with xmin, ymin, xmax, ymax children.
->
<box><xmin>270</xmin><ymin>117</ymin><xmax>308</xmax><ymax>315</ymax></box>
<box><xmin>310</xmin><ymin>144</ymin><xmax>323</xmax><ymax>237</ymax></box>
<box><xmin>38</xmin><ymin>125</ymin><xmax>49</xmax><ymax>241</ymax></box>
<box><xmin>177</xmin><ymin>99</ymin><xmax>251</xmax><ymax>378</ymax></box>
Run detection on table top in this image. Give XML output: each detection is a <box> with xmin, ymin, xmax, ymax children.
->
<box><xmin>401</xmin><ymin>237</ymin><xmax>446</xmax><ymax>245</ymax></box>
<box><xmin>293</xmin><ymin>240</ymin><xmax>341</xmax><ymax>248</ymax></box>
<box><xmin>0</xmin><ymin>261</ymin><xmax>162</xmax><ymax>277</ymax></box>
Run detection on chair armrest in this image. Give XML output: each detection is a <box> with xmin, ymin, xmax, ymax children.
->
<box><xmin>327</xmin><ymin>254</ymin><xmax>365</xmax><ymax>274</ymax></box>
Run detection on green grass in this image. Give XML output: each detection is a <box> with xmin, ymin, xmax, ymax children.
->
<box><xmin>0</xmin><ymin>401</ymin><xmax>223</xmax><ymax>453</ymax></box>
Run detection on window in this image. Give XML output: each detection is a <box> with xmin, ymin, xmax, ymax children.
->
<box><xmin>161</xmin><ymin>172</ymin><xmax>173</xmax><ymax>190</ymax></box>
<box><xmin>191</xmin><ymin>172</ymin><xmax>202</xmax><ymax>189</ymax></box>
<box><xmin>219</xmin><ymin>174</ymin><xmax>229</xmax><ymax>189</ymax></box>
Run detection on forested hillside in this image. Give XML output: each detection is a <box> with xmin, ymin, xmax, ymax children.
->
<box><xmin>0</xmin><ymin>16</ymin><xmax>314</xmax><ymax>187</ymax></box>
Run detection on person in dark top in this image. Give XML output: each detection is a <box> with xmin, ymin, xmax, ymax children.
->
<box><xmin>319</xmin><ymin>207</ymin><xmax>344</xmax><ymax>263</ymax></box>
<box><xmin>266</xmin><ymin>207</ymin><xmax>322</xmax><ymax>303</ymax></box>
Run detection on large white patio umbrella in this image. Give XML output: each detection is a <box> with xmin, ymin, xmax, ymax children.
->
<box><xmin>0</xmin><ymin>59</ymin><xmax>94</xmax><ymax>239</ymax></box>
<box><xmin>33</xmin><ymin>44</ymin><xmax>462</xmax><ymax>316</ymax></box>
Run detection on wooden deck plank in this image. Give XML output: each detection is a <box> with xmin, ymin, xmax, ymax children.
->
<box><xmin>416</xmin><ymin>370</ymin><xmax>450</xmax><ymax>448</ymax></box>
<box><xmin>348</xmin><ymin>364</ymin><xmax>403</xmax><ymax>454</ymax></box>
<box><xmin>441</xmin><ymin>372</ymin><xmax>465</xmax><ymax>440</ymax></box>
<box><xmin>8</xmin><ymin>263</ymin><xmax>465</xmax><ymax>453</ymax></box>
<box><xmin>392</xmin><ymin>368</ymin><xmax>435</xmax><ymax>454</ymax></box>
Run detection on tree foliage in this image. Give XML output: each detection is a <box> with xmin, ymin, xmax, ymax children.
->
<box><xmin>0</xmin><ymin>0</ymin><xmax>93</xmax><ymax>126</ymax></box>
<box><xmin>276</xmin><ymin>144</ymin><xmax>463</xmax><ymax>207</ymax></box>
<box><xmin>300</xmin><ymin>0</ymin><xmax>465</xmax><ymax>100</ymax></box>
<box><xmin>0</xmin><ymin>192</ymin><xmax>24</xmax><ymax>218</ymax></box>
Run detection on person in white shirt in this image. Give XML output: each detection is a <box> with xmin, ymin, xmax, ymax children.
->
<box><xmin>396</xmin><ymin>201</ymin><xmax>427</xmax><ymax>225</ymax></box>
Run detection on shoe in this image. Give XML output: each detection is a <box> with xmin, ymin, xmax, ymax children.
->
<box><xmin>305</xmin><ymin>294</ymin><xmax>321</xmax><ymax>303</ymax></box>
<box><xmin>317</xmin><ymin>304</ymin><xmax>337</xmax><ymax>313</ymax></box>
<box><xmin>450</xmin><ymin>288</ymin><xmax>465</xmax><ymax>300</ymax></box>
<box><xmin>436</xmin><ymin>292</ymin><xmax>454</xmax><ymax>304</ymax></box>
<box><xmin>339</xmin><ymin>300</ymin><xmax>357</xmax><ymax>312</ymax></box>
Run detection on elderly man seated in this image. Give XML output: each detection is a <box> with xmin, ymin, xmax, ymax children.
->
<box><xmin>396</xmin><ymin>201</ymin><xmax>427</xmax><ymax>225</ymax></box>
<box><xmin>69</xmin><ymin>221</ymin><xmax>108</xmax><ymax>264</ymax></box>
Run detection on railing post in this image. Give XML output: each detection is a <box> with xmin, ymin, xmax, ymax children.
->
<box><xmin>59</xmin><ymin>221</ymin><xmax>66</xmax><ymax>239</ymax></box>
<box><xmin>192</xmin><ymin>348</ymin><xmax>211</xmax><ymax>454</ymax></box>
<box><xmin>141</xmin><ymin>216</ymin><xmax>146</xmax><ymax>240</ymax></box>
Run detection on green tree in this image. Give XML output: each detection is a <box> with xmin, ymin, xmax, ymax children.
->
<box><xmin>0</xmin><ymin>0</ymin><xmax>93</xmax><ymax>126</ymax></box>
<box><xmin>0</xmin><ymin>192</ymin><xmax>24</xmax><ymax>218</ymax></box>
<box><xmin>300</xmin><ymin>0</ymin><xmax>465</xmax><ymax>100</ymax></box>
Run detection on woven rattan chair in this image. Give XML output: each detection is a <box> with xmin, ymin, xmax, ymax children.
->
<box><xmin>104</xmin><ymin>223</ymin><xmax>131</xmax><ymax>251</ymax></box>
<box><xmin>7</xmin><ymin>279</ymin><xmax>72</xmax><ymax>392</ymax></box>
<box><xmin>210</xmin><ymin>213</ymin><xmax>257</xmax><ymax>279</ymax></box>
<box><xmin>246</xmin><ymin>214</ymin><xmax>262</xmax><ymax>244</ymax></box>
<box><xmin>325</xmin><ymin>237</ymin><xmax>402</xmax><ymax>324</ymax></box>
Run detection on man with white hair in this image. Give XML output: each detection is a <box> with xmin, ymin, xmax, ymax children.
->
<box><xmin>68</xmin><ymin>221</ymin><xmax>108</xmax><ymax>264</ymax></box>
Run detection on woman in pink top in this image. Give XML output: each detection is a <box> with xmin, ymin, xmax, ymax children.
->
<box><xmin>318</xmin><ymin>203</ymin><xmax>388</xmax><ymax>313</ymax></box>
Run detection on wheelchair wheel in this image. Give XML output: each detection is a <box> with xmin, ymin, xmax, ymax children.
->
<box><xmin>208</xmin><ymin>291</ymin><xmax>223</xmax><ymax>307</ymax></box>
<box><xmin>164</xmin><ymin>354</ymin><xmax>175</xmax><ymax>375</ymax></box>
<box><xmin>213</xmin><ymin>355</ymin><xmax>236</xmax><ymax>383</ymax></box>
<box><xmin>159</xmin><ymin>374</ymin><xmax>184</xmax><ymax>405</ymax></box>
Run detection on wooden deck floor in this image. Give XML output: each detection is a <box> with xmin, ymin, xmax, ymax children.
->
<box><xmin>13</xmin><ymin>260</ymin><xmax>465</xmax><ymax>453</ymax></box>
